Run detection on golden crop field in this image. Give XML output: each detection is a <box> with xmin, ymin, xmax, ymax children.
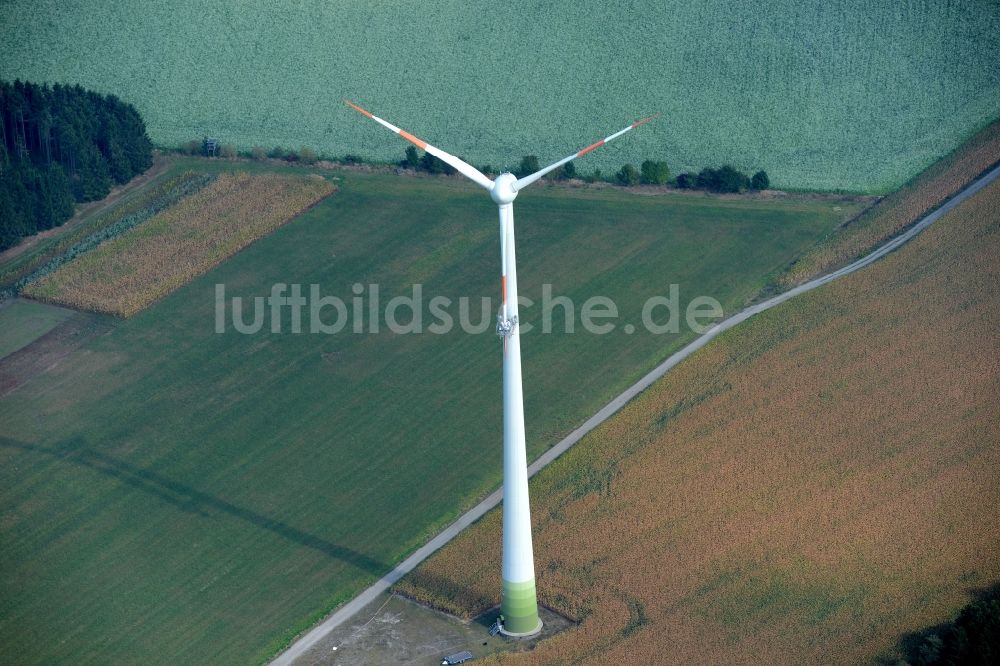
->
<box><xmin>395</xmin><ymin>179</ymin><xmax>1000</xmax><ymax>663</ymax></box>
<box><xmin>24</xmin><ymin>173</ymin><xmax>334</xmax><ymax>317</ymax></box>
<box><xmin>779</xmin><ymin>119</ymin><xmax>1000</xmax><ymax>288</ymax></box>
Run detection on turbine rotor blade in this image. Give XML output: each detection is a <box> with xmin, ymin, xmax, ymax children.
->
<box><xmin>345</xmin><ymin>100</ymin><xmax>494</xmax><ymax>191</ymax></box>
<box><xmin>513</xmin><ymin>114</ymin><xmax>659</xmax><ymax>191</ymax></box>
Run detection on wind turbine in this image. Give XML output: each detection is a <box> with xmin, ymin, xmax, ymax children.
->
<box><xmin>346</xmin><ymin>99</ymin><xmax>655</xmax><ymax>636</ymax></box>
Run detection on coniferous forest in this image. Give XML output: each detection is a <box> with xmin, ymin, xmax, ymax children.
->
<box><xmin>0</xmin><ymin>80</ymin><xmax>152</xmax><ymax>251</ymax></box>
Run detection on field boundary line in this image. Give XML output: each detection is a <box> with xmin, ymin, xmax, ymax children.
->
<box><xmin>270</xmin><ymin>161</ymin><xmax>1000</xmax><ymax>666</ymax></box>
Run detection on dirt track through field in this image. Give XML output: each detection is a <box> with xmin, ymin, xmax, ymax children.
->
<box><xmin>271</xmin><ymin>162</ymin><xmax>1000</xmax><ymax>666</ymax></box>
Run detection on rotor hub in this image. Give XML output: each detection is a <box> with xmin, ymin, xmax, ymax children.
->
<box><xmin>490</xmin><ymin>172</ymin><xmax>518</xmax><ymax>204</ymax></box>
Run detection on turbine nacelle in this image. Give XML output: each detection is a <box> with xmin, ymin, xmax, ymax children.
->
<box><xmin>490</xmin><ymin>172</ymin><xmax>519</xmax><ymax>205</ymax></box>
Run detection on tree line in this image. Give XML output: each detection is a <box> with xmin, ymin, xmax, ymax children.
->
<box><xmin>674</xmin><ymin>165</ymin><xmax>769</xmax><ymax>192</ymax></box>
<box><xmin>176</xmin><ymin>138</ymin><xmax>322</xmax><ymax>166</ymax></box>
<box><xmin>0</xmin><ymin>80</ymin><xmax>153</xmax><ymax>251</ymax></box>
<box><xmin>171</xmin><ymin>138</ymin><xmax>771</xmax><ymax>197</ymax></box>
<box><xmin>398</xmin><ymin>146</ymin><xmax>768</xmax><ymax>193</ymax></box>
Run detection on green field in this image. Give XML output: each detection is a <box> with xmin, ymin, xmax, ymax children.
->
<box><xmin>0</xmin><ymin>161</ymin><xmax>860</xmax><ymax>663</ymax></box>
<box><xmin>0</xmin><ymin>300</ymin><xmax>73</xmax><ymax>360</ymax></box>
<box><xmin>2</xmin><ymin>1</ymin><xmax>998</xmax><ymax>192</ymax></box>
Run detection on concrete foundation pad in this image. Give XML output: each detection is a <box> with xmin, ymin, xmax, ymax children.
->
<box><xmin>290</xmin><ymin>593</ymin><xmax>571</xmax><ymax>665</ymax></box>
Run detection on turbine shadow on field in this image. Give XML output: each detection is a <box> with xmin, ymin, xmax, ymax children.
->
<box><xmin>0</xmin><ymin>436</ymin><xmax>388</xmax><ymax>577</ymax></box>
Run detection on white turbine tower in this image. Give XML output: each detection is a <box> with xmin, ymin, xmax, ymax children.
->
<box><xmin>346</xmin><ymin>100</ymin><xmax>655</xmax><ymax>636</ymax></box>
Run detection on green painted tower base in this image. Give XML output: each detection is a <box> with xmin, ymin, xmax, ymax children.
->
<box><xmin>500</xmin><ymin>578</ymin><xmax>542</xmax><ymax>636</ymax></box>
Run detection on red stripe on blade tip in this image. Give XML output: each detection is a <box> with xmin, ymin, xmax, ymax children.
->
<box><xmin>344</xmin><ymin>100</ymin><xmax>373</xmax><ymax>118</ymax></box>
<box><xmin>631</xmin><ymin>113</ymin><xmax>660</xmax><ymax>128</ymax></box>
<box><xmin>577</xmin><ymin>139</ymin><xmax>605</xmax><ymax>157</ymax></box>
<box><xmin>398</xmin><ymin>130</ymin><xmax>427</xmax><ymax>150</ymax></box>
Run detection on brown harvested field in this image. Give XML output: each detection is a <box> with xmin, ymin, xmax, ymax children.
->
<box><xmin>394</xmin><ymin>179</ymin><xmax>1000</xmax><ymax>663</ymax></box>
<box><xmin>23</xmin><ymin>173</ymin><xmax>334</xmax><ymax>317</ymax></box>
<box><xmin>779</xmin><ymin>119</ymin><xmax>1000</xmax><ymax>288</ymax></box>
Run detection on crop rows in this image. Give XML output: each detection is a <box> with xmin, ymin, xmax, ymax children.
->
<box><xmin>1</xmin><ymin>173</ymin><xmax>215</xmax><ymax>300</ymax></box>
<box><xmin>1</xmin><ymin>1</ymin><xmax>998</xmax><ymax>192</ymax></box>
<box><xmin>24</xmin><ymin>173</ymin><xmax>334</xmax><ymax>316</ymax></box>
<box><xmin>0</xmin><ymin>170</ymin><xmax>211</xmax><ymax>288</ymax></box>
